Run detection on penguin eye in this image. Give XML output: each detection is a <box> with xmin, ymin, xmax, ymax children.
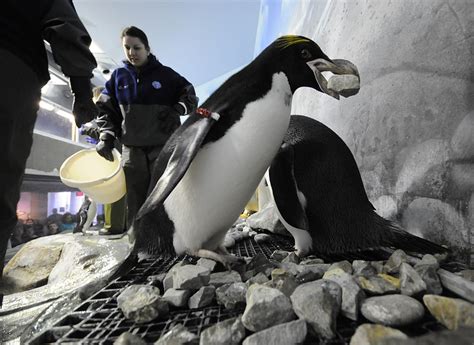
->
<box><xmin>300</xmin><ymin>48</ymin><xmax>312</xmax><ymax>59</ymax></box>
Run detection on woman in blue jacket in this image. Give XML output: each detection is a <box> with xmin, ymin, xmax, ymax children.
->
<box><xmin>95</xmin><ymin>26</ymin><xmax>198</xmax><ymax>228</ymax></box>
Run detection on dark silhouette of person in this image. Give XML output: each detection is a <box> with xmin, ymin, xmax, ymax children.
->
<box><xmin>0</xmin><ymin>0</ymin><xmax>98</xmax><ymax>307</ymax></box>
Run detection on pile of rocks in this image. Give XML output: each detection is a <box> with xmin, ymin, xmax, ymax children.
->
<box><xmin>113</xmin><ymin>246</ymin><xmax>474</xmax><ymax>345</ymax></box>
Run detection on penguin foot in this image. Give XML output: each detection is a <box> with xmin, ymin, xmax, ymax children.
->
<box><xmin>294</xmin><ymin>245</ymin><xmax>311</xmax><ymax>258</ymax></box>
<box><xmin>190</xmin><ymin>249</ymin><xmax>245</xmax><ymax>270</ymax></box>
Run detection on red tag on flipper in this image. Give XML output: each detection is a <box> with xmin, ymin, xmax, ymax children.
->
<box><xmin>196</xmin><ymin>107</ymin><xmax>212</xmax><ymax>118</ymax></box>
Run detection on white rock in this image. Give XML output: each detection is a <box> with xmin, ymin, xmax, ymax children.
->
<box><xmin>361</xmin><ymin>295</ymin><xmax>424</xmax><ymax>326</ymax></box>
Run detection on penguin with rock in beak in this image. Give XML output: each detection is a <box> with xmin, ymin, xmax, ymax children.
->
<box><xmin>133</xmin><ymin>35</ymin><xmax>360</xmax><ymax>266</ymax></box>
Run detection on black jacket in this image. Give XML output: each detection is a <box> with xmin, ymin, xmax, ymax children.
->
<box><xmin>0</xmin><ymin>0</ymin><xmax>97</xmax><ymax>86</ymax></box>
<box><xmin>96</xmin><ymin>54</ymin><xmax>198</xmax><ymax>147</ymax></box>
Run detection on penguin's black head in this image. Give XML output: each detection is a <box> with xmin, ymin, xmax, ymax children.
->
<box><xmin>260</xmin><ymin>35</ymin><xmax>360</xmax><ymax>99</ymax></box>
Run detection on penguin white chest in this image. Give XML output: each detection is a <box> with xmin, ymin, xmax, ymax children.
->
<box><xmin>165</xmin><ymin>73</ymin><xmax>292</xmax><ymax>254</ymax></box>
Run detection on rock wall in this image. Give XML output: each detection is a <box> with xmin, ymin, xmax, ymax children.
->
<box><xmin>288</xmin><ymin>0</ymin><xmax>474</xmax><ymax>264</ymax></box>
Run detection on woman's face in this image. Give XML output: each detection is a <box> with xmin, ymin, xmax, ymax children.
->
<box><xmin>122</xmin><ymin>35</ymin><xmax>149</xmax><ymax>67</ymax></box>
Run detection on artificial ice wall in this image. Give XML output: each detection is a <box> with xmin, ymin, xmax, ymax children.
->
<box><xmin>289</xmin><ymin>0</ymin><xmax>474</xmax><ymax>263</ymax></box>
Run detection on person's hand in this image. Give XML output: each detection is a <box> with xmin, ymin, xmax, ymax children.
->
<box><xmin>73</xmin><ymin>98</ymin><xmax>98</xmax><ymax>127</ymax></box>
<box><xmin>80</xmin><ymin>120</ymin><xmax>100</xmax><ymax>141</ymax></box>
<box><xmin>70</xmin><ymin>77</ymin><xmax>98</xmax><ymax>127</ymax></box>
<box><xmin>96</xmin><ymin>139</ymin><xmax>115</xmax><ymax>161</ymax></box>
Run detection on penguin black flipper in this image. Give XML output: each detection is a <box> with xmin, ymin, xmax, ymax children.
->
<box><xmin>268</xmin><ymin>143</ymin><xmax>309</xmax><ymax>231</ymax></box>
<box><xmin>136</xmin><ymin>112</ymin><xmax>219</xmax><ymax>219</ymax></box>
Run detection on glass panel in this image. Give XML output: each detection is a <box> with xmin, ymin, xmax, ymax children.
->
<box><xmin>35</xmin><ymin>107</ymin><xmax>73</xmax><ymax>139</ymax></box>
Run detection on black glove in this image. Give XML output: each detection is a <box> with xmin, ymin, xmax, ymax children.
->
<box><xmin>96</xmin><ymin>138</ymin><xmax>115</xmax><ymax>162</ymax></box>
<box><xmin>70</xmin><ymin>77</ymin><xmax>98</xmax><ymax>128</ymax></box>
<box><xmin>173</xmin><ymin>103</ymin><xmax>186</xmax><ymax>116</ymax></box>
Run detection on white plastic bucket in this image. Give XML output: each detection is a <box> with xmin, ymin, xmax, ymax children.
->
<box><xmin>60</xmin><ymin>148</ymin><xmax>126</xmax><ymax>204</ymax></box>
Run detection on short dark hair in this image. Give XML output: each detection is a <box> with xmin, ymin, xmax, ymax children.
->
<box><xmin>121</xmin><ymin>26</ymin><xmax>150</xmax><ymax>51</ymax></box>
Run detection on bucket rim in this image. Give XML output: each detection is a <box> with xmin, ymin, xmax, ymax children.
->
<box><xmin>60</xmin><ymin>148</ymin><xmax>122</xmax><ymax>188</ymax></box>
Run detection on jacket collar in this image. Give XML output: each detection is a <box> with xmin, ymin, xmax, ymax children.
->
<box><xmin>123</xmin><ymin>54</ymin><xmax>161</xmax><ymax>73</ymax></box>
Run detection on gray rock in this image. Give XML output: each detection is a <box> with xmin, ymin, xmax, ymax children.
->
<box><xmin>155</xmin><ymin>324</ymin><xmax>198</xmax><ymax>345</ymax></box>
<box><xmin>78</xmin><ymin>277</ymin><xmax>109</xmax><ymax>300</ymax></box>
<box><xmin>163</xmin><ymin>273</ymin><xmax>173</xmax><ymax>292</ymax></box>
<box><xmin>379</xmin><ymin>326</ymin><xmax>474</xmax><ymax>345</ymax></box>
<box><xmin>162</xmin><ymin>288</ymin><xmax>192</xmax><ymax>308</ymax></box>
<box><xmin>199</xmin><ymin>316</ymin><xmax>246</xmax><ymax>345</ymax></box>
<box><xmin>223</xmin><ymin>235</ymin><xmax>236</xmax><ymax>248</ymax></box>
<box><xmin>399</xmin><ymin>262</ymin><xmax>427</xmax><ymax>296</ymax></box>
<box><xmin>242</xmin><ymin>285</ymin><xmax>295</xmax><ymax>332</ymax></box>
<box><xmin>423</xmin><ymin>294</ymin><xmax>474</xmax><ymax>330</ymax></box>
<box><xmin>327</xmin><ymin>74</ymin><xmax>360</xmax><ymax>97</ymax></box>
<box><xmin>414</xmin><ymin>264</ymin><xmax>443</xmax><ymax>295</ymax></box>
<box><xmin>299</xmin><ymin>263</ymin><xmax>330</xmax><ymax>277</ymax></box>
<box><xmin>371</xmin><ymin>261</ymin><xmax>385</xmax><ymax>274</ymax></box>
<box><xmin>356</xmin><ymin>274</ymin><xmax>400</xmax><ymax>295</ymax></box>
<box><xmin>147</xmin><ymin>273</ymin><xmax>166</xmax><ymax>288</ymax></box>
<box><xmin>291</xmin><ymin>280</ymin><xmax>342</xmax><ymax>339</ymax></box>
<box><xmin>245</xmin><ymin>272</ymin><xmax>269</xmax><ymax>287</ymax></box>
<box><xmin>188</xmin><ymin>285</ymin><xmax>215</xmax><ymax>309</ymax></box>
<box><xmin>240</xmin><ymin>269</ymin><xmax>257</xmax><ymax>282</ymax></box>
<box><xmin>235</xmin><ymin>221</ymin><xmax>247</xmax><ymax>230</ymax></box>
<box><xmin>243</xmin><ymin>319</ymin><xmax>307</xmax><ymax>345</ymax></box>
<box><xmin>279</xmin><ymin>262</ymin><xmax>301</xmax><ymax>276</ymax></box>
<box><xmin>266</xmin><ymin>269</ymin><xmax>298</xmax><ymax>297</ymax></box>
<box><xmin>352</xmin><ymin>260</ymin><xmax>377</xmax><ymax>277</ymax></box>
<box><xmin>229</xmin><ymin>230</ymin><xmax>245</xmax><ymax>242</ymax></box>
<box><xmin>246</xmin><ymin>203</ymin><xmax>288</xmax><ymax>235</ymax></box>
<box><xmin>209</xmin><ymin>270</ymin><xmax>242</xmax><ymax>288</ymax></box>
<box><xmin>361</xmin><ymin>295</ymin><xmax>425</xmax><ymax>326</ymax></box>
<box><xmin>295</xmin><ymin>269</ymin><xmax>322</xmax><ymax>284</ymax></box>
<box><xmin>460</xmin><ymin>269</ymin><xmax>474</xmax><ymax>282</ymax></box>
<box><xmin>241</xmin><ymin>227</ymin><xmax>250</xmax><ymax>238</ymax></box>
<box><xmin>279</xmin><ymin>262</ymin><xmax>328</xmax><ymax>278</ymax></box>
<box><xmin>114</xmin><ymin>332</ymin><xmax>146</xmax><ymax>345</ymax></box>
<box><xmin>324</xmin><ymin>270</ymin><xmax>366</xmax><ymax>321</ymax></box>
<box><xmin>415</xmin><ymin>254</ymin><xmax>439</xmax><ymax>269</ymax></box>
<box><xmin>216</xmin><ymin>282</ymin><xmax>248</xmax><ymax>309</ymax></box>
<box><xmin>245</xmin><ymin>254</ymin><xmax>276</xmax><ymax>275</ymax></box>
<box><xmin>173</xmin><ymin>265</ymin><xmax>210</xmax><ymax>290</ymax></box>
<box><xmin>1</xmin><ymin>240</ymin><xmax>63</xmax><ymax>293</ymax></box>
<box><xmin>163</xmin><ymin>261</ymin><xmax>186</xmax><ymax>292</ymax></box>
<box><xmin>281</xmin><ymin>252</ymin><xmax>300</xmax><ymax>264</ymax></box>
<box><xmin>117</xmin><ymin>285</ymin><xmax>168</xmax><ymax>323</ymax></box>
<box><xmin>270</xmin><ymin>250</ymin><xmax>290</xmax><ymax>262</ymax></box>
<box><xmin>300</xmin><ymin>258</ymin><xmax>325</xmax><ymax>265</ymax></box>
<box><xmin>196</xmin><ymin>258</ymin><xmax>217</xmax><ymax>272</ymax></box>
<box><xmin>384</xmin><ymin>250</ymin><xmax>408</xmax><ymax>274</ymax></box>
<box><xmin>349</xmin><ymin>324</ymin><xmax>407</xmax><ymax>345</ymax></box>
<box><xmin>254</xmin><ymin>233</ymin><xmax>271</xmax><ymax>244</ymax></box>
<box><xmin>328</xmin><ymin>260</ymin><xmax>353</xmax><ymax>274</ymax></box>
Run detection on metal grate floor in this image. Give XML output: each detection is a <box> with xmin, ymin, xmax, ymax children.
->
<box><xmin>28</xmin><ymin>234</ymin><xmax>466</xmax><ymax>344</ymax></box>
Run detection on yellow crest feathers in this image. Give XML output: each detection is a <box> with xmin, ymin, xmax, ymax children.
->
<box><xmin>275</xmin><ymin>35</ymin><xmax>310</xmax><ymax>49</ymax></box>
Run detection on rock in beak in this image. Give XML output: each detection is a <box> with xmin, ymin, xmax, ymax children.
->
<box><xmin>307</xmin><ymin>58</ymin><xmax>360</xmax><ymax>99</ymax></box>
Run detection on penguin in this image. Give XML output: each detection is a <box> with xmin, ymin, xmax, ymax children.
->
<box><xmin>265</xmin><ymin>115</ymin><xmax>448</xmax><ymax>256</ymax></box>
<box><xmin>132</xmin><ymin>35</ymin><xmax>360</xmax><ymax>266</ymax></box>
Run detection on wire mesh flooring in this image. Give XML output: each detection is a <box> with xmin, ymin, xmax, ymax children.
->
<box><xmin>28</xmin><ymin>234</ymin><xmax>467</xmax><ymax>344</ymax></box>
